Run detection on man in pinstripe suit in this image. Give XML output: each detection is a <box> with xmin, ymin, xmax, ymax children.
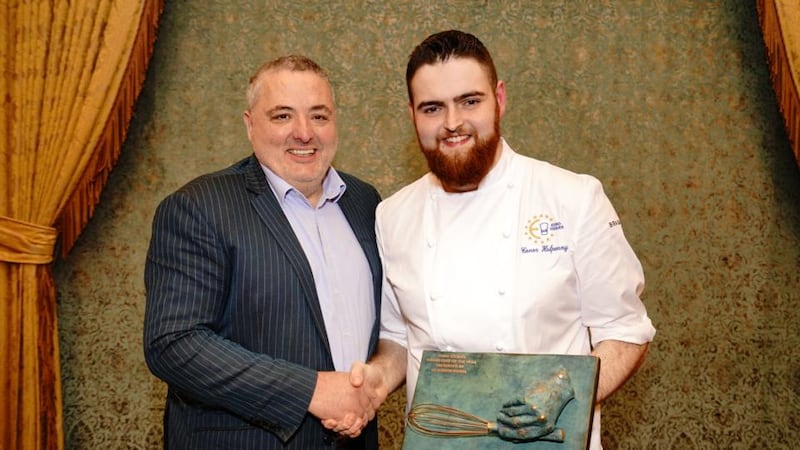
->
<box><xmin>144</xmin><ymin>55</ymin><xmax>382</xmax><ymax>449</ymax></box>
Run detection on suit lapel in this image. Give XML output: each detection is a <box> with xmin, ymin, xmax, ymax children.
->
<box><xmin>242</xmin><ymin>156</ymin><xmax>332</xmax><ymax>353</ymax></box>
<box><xmin>339</xmin><ymin>193</ymin><xmax>380</xmax><ymax>280</ymax></box>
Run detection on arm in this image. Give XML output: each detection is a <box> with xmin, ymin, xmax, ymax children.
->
<box><xmin>144</xmin><ymin>189</ymin><xmax>368</xmax><ymax>439</ymax></box>
<box><xmin>143</xmin><ymin>190</ymin><xmax>314</xmax><ymax>435</ymax></box>
<box><xmin>358</xmin><ymin>338</ymin><xmax>408</xmax><ymax>398</ymax></box>
<box><xmin>571</xmin><ymin>177</ymin><xmax>655</xmax><ymax>403</ymax></box>
<box><xmin>591</xmin><ymin>340</ymin><xmax>649</xmax><ymax>403</ymax></box>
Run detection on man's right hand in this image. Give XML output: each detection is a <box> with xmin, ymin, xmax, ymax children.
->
<box><xmin>317</xmin><ymin>340</ymin><xmax>409</xmax><ymax>437</ymax></box>
<box><xmin>309</xmin><ymin>371</ymin><xmax>376</xmax><ymax>438</ymax></box>
<box><xmin>318</xmin><ymin>361</ymin><xmax>392</xmax><ymax>437</ymax></box>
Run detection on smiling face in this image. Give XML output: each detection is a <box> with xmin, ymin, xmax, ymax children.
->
<box><xmin>408</xmin><ymin>57</ymin><xmax>506</xmax><ymax>192</ymax></box>
<box><xmin>243</xmin><ymin>68</ymin><xmax>337</xmax><ymax>204</ymax></box>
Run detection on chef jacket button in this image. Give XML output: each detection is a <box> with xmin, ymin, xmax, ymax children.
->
<box><xmin>507</xmin><ymin>183</ymin><xmax>514</xmax><ymax>189</ymax></box>
<box><xmin>445</xmin><ymin>346</ymin><xmax>453</xmax><ymax>352</ymax></box>
<box><xmin>430</xmin><ymin>294</ymin><xmax>439</xmax><ymax>302</ymax></box>
<box><xmin>498</xmin><ymin>288</ymin><xmax>506</xmax><ymax>296</ymax></box>
<box><xmin>495</xmin><ymin>343</ymin><xmax>505</xmax><ymax>351</ymax></box>
<box><xmin>427</xmin><ymin>239</ymin><xmax>435</xmax><ymax>248</ymax></box>
<box><xmin>502</xmin><ymin>230</ymin><xmax>511</xmax><ymax>238</ymax></box>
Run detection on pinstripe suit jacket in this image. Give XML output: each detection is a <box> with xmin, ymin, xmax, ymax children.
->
<box><xmin>144</xmin><ymin>155</ymin><xmax>382</xmax><ymax>449</ymax></box>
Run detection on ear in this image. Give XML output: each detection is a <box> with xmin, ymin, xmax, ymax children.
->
<box><xmin>243</xmin><ymin>110</ymin><xmax>254</xmax><ymax>140</ymax></box>
<box><xmin>407</xmin><ymin>100</ymin><xmax>415</xmax><ymax>121</ymax></box>
<box><xmin>495</xmin><ymin>80</ymin><xmax>507</xmax><ymax>119</ymax></box>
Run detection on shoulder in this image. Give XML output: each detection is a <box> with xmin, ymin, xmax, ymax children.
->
<box><xmin>376</xmin><ymin>173</ymin><xmax>430</xmax><ymax>215</ymax></box>
<box><xmin>339</xmin><ymin>170</ymin><xmax>380</xmax><ymax>200</ymax></box>
<box><xmin>337</xmin><ymin>171</ymin><xmax>378</xmax><ymax>193</ymax></box>
<box><xmin>157</xmin><ymin>156</ymin><xmax>256</xmax><ymax>213</ymax></box>
<box><xmin>514</xmin><ymin>152</ymin><xmax>605</xmax><ymax>195</ymax></box>
<box><xmin>516</xmin><ymin>152</ymin><xmax>595</xmax><ymax>182</ymax></box>
<box><xmin>181</xmin><ymin>157</ymin><xmax>253</xmax><ymax>192</ymax></box>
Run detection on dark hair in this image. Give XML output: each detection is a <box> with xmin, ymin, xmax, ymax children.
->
<box><xmin>405</xmin><ymin>30</ymin><xmax>498</xmax><ymax>102</ymax></box>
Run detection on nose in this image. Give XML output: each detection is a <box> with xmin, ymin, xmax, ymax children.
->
<box><xmin>444</xmin><ymin>108</ymin><xmax>462</xmax><ymax>133</ymax></box>
<box><xmin>292</xmin><ymin>117</ymin><xmax>313</xmax><ymax>142</ymax></box>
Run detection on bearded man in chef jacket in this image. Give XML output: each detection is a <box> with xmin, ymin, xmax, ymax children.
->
<box><xmin>327</xmin><ymin>30</ymin><xmax>656</xmax><ymax>450</ymax></box>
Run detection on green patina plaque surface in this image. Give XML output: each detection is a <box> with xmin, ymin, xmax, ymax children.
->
<box><xmin>403</xmin><ymin>351</ymin><xmax>599</xmax><ymax>450</ymax></box>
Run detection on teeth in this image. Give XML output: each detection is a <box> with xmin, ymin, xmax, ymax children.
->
<box><xmin>289</xmin><ymin>149</ymin><xmax>315</xmax><ymax>156</ymax></box>
<box><xmin>444</xmin><ymin>136</ymin><xmax>469</xmax><ymax>143</ymax></box>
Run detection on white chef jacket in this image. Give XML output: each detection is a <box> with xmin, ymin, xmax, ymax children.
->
<box><xmin>376</xmin><ymin>139</ymin><xmax>655</xmax><ymax>449</ymax></box>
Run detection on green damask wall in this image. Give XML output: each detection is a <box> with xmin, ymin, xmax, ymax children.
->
<box><xmin>53</xmin><ymin>1</ymin><xmax>800</xmax><ymax>449</ymax></box>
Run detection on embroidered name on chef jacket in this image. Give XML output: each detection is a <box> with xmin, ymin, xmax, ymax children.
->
<box><xmin>521</xmin><ymin>213</ymin><xmax>568</xmax><ymax>254</ymax></box>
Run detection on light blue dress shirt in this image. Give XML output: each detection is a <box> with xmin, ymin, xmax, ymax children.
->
<box><xmin>261</xmin><ymin>164</ymin><xmax>375</xmax><ymax>371</ymax></box>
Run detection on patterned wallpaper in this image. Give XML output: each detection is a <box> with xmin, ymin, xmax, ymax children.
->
<box><xmin>53</xmin><ymin>1</ymin><xmax>800</xmax><ymax>449</ymax></box>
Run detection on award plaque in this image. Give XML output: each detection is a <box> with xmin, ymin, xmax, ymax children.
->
<box><xmin>402</xmin><ymin>351</ymin><xmax>599</xmax><ymax>449</ymax></box>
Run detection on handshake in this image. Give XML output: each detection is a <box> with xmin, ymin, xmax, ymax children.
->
<box><xmin>308</xmin><ymin>361</ymin><xmax>389</xmax><ymax>438</ymax></box>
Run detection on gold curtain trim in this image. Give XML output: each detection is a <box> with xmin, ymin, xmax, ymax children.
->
<box><xmin>758</xmin><ymin>0</ymin><xmax>800</xmax><ymax>169</ymax></box>
<box><xmin>55</xmin><ymin>0</ymin><xmax>164</xmax><ymax>257</ymax></box>
<box><xmin>0</xmin><ymin>216</ymin><xmax>56</xmax><ymax>264</ymax></box>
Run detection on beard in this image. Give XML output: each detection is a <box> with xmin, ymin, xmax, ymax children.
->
<box><xmin>419</xmin><ymin>116</ymin><xmax>501</xmax><ymax>192</ymax></box>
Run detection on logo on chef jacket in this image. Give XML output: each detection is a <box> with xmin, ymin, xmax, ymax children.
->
<box><xmin>524</xmin><ymin>214</ymin><xmax>564</xmax><ymax>243</ymax></box>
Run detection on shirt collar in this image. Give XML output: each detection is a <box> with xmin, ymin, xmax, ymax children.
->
<box><xmin>260</xmin><ymin>163</ymin><xmax>346</xmax><ymax>207</ymax></box>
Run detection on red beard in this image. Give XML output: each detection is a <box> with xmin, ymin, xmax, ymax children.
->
<box><xmin>420</xmin><ymin>118</ymin><xmax>501</xmax><ymax>192</ymax></box>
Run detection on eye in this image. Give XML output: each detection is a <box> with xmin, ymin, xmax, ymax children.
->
<box><xmin>421</xmin><ymin>105</ymin><xmax>441</xmax><ymax>114</ymax></box>
<box><xmin>271</xmin><ymin>113</ymin><xmax>291</xmax><ymax>121</ymax></box>
<box><xmin>463</xmin><ymin>98</ymin><xmax>481</xmax><ymax>107</ymax></box>
<box><xmin>312</xmin><ymin>114</ymin><xmax>330</xmax><ymax>122</ymax></box>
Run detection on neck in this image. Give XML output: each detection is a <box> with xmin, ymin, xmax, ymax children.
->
<box><xmin>440</xmin><ymin>181</ymin><xmax>480</xmax><ymax>193</ymax></box>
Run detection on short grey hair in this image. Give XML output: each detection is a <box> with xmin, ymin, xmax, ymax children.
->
<box><xmin>246</xmin><ymin>55</ymin><xmax>333</xmax><ymax>109</ymax></box>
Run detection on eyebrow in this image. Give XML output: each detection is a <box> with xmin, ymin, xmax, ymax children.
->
<box><xmin>310</xmin><ymin>105</ymin><xmax>333</xmax><ymax>115</ymax></box>
<box><xmin>455</xmin><ymin>91</ymin><xmax>487</xmax><ymax>102</ymax></box>
<box><xmin>267</xmin><ymin>104</ymin><xmax>333</xmax><ymax>115</ymax></box>
<box><xmin>414</xmin><ymin>90</ymin><xmax>487</xmax><ymax>111</ymax></box>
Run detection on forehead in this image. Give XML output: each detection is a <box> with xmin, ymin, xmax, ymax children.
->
<box><xmin>257</xmin><ymin>69</ymin><xmax>334</xmax><ymax>107</ymax></box>
<box><xmin>409</xmin><ymin>58</ymin><xmax>494</xmax><ymax>103</ymax></box>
